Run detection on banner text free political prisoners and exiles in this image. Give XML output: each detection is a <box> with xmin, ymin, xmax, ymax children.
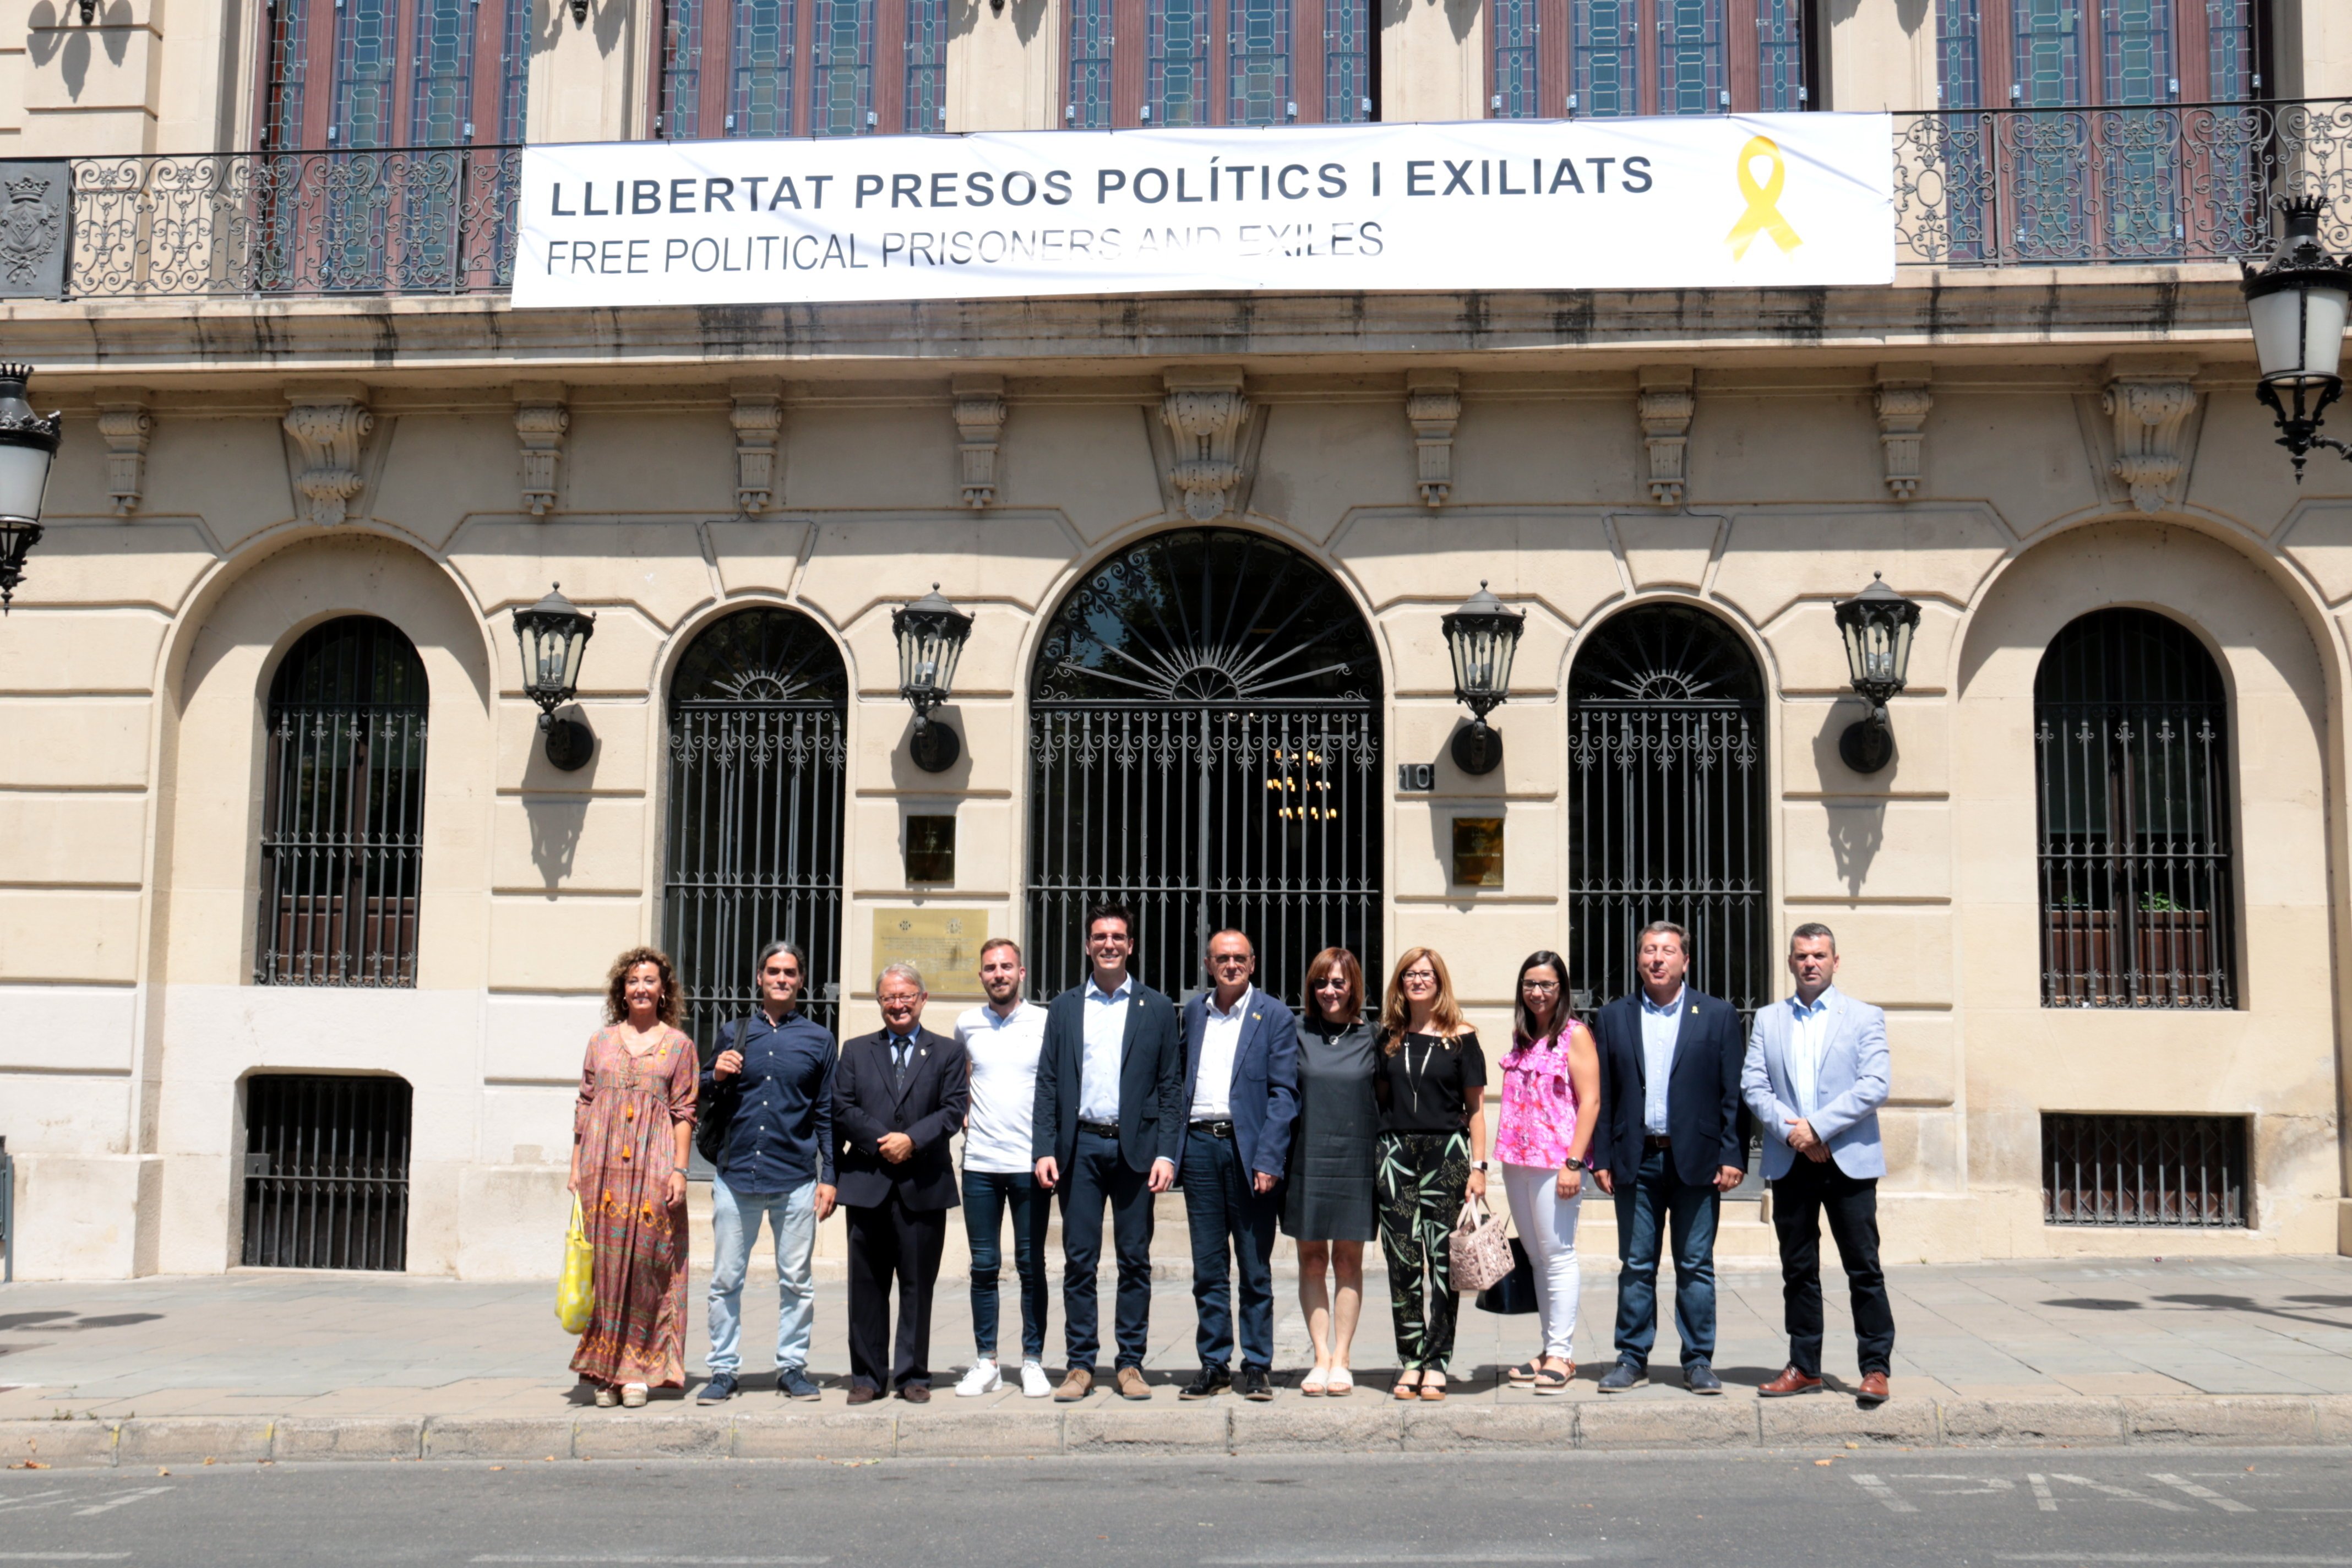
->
<box><xmin>511</xmin><ymin>113</ymin><xmax>1894</xmax><ymax>310</ymax></box>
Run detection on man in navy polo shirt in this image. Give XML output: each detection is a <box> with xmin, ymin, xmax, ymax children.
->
<box><xmin>697</xmin><ymin>940</ymin><xmax>837</xmax><ymax>1403</ymax></box>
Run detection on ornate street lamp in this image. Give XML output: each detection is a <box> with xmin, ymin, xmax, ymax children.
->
<box><xmin>1833</xmin><ymin>573</ymin><xmax>1920</xmax><ymax>775</ymax></box>
<box><xmin>513</xmin><ymin>583</ymin><xmax>597</xmax><ymax>770</ymax></box>
<box><xmin>0</xmin><ymin>364</ymin><xmax>63</xmax><ymax>615</ymax></box>
<box><xmin>1441</xmin><ymin>580</ymin><xmax>1525</xmax><ymax>777</ymax></box>
<box><xmin>893</xmin><ymin>584</ymin><xmax>973</xmax><ymax>773</ymax></box>
<box><xmin>2240</xmin><ymin>195</ymin><xmax>2352</xmax><ymax>479</ymax></box>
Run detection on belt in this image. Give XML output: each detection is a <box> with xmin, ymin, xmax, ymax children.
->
<box><xmin>1077</xmin><ymin>1118</ymin><xmax>1120</xmax><ymax>1137</ymax></box>
<box><xmin>1645</xmin><ymin>1134</ymin><xmax>1673</xmax><ymax>1151</ymax></box>
<box><xmin>1189</xmin><ymin>1120</ymin><xmax>1235</xmax><ymax>1139</ymax></box>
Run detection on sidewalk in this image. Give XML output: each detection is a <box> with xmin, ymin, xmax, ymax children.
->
<box><xmin>4</xmin><ymin>1254</ymin><xmax>2350</xmax><ymax>1463</ymax></box>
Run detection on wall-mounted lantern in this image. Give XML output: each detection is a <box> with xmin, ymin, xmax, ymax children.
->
<box><xmin>894</xmin><ymin>584</ymin><xmax>973</xmax><ymax>773</ymax></box>
<box><xmin>0</xmin><ymin>364</ymin><xmax>62</xmax><ymax>614</ymax></box>
<box><xmin>513</xmin><ymin>582</ymin><xmax>597</xmax><ymax>770</ymax></box>
<box><xmin>2240</xmin><ymin>196</ymin><xmax>2352</xmax><ymax>480</ymax></box>
<box><xmin>1832</xmin><ymin>573</ymin><xmax>1920</xmax><ymax>775</ymax></box>
<box><xmin>1440</xmin><ymin>580</ymin><xmax>1524</xmax><ymax>776</ymax></box>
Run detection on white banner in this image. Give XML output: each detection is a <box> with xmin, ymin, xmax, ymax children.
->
<box><xmin>512</xmin><ymin>114</ymin><xmax>1892</xmax><ymax>310</ymax></box>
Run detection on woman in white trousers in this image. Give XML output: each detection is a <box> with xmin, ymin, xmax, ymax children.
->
<box><xmin>1493</xmin><ymin>951</ymin><xmax>1602</xmax><ymax>1393</ymax></box>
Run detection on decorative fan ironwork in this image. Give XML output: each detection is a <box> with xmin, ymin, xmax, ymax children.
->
<box><xmin>1033</xmin><ymin>529</ymin><xmax>1378</xmax><ymax>704</ymax></box>
<box><xmin>1570</xmin><ymin>601</ymin><xmax>1764</xmax><ymax>705</ymax></box>
<box><xmin>671</xmin><ymin>607</ymin><xmax>848</xmax><ymax>706</ymax></box>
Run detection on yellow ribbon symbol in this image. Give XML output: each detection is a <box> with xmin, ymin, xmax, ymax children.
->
<box><xmin>1725</xmin><ymin>135</ymin><xmax>1803</xmax><ymax>259</ymax></box>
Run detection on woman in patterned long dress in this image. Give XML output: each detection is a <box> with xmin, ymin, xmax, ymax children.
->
<box><xmin>569</xmin><ymin>945</ymin><xmax>698</xmax><ymax>1408</ymax></box>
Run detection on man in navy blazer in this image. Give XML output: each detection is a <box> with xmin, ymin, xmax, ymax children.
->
<box><xmin>1743</xmin><ymin>923</ymin><xmax>1896</xmax><ymax>1407</ymax></box>
<box><xmin>1032</xmin><ymin>901</ymin><xmax>1185</xmax><ymax>1402</ymax></box>
<box><xmin>834</xmin><ymin>962</ymin><xmax>970</xmax><ymax>1404</ymax></box>
<box><xmin>1175</xmin><ymin>929</ymin><xmax>1298</xmax><ymax>1402</ymax></box>
<box><xmin>1587</xmin><ymin>920</ymin><xmax>1748</xmax><ymax>1395</ymax></box>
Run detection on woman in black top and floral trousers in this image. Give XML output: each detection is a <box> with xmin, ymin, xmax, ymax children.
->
<box><xmin>1374</xmin><ymin>946</ymin><xmax>1489</xmax><ymax>1402</ymax></box>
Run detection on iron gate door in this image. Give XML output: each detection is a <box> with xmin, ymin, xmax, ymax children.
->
<box><xmin>241</xmin><ymin>1073</ymin><xmax>412</xmax><ymax>1271</ymax></box>
<box><xmin>1567</xmin><ymin>603</ymin><xmax>1770</xmax><ymax>1023</ymax></box>
<box><xmin>1027</xmin><ymin>529</ymin><xmax>1383</xmax><ymax>1008</ymax></box>
<box><xmin>663</xmin><ymin>608</ymin><xmax>849</xmax><ymax>1055</ymax></box>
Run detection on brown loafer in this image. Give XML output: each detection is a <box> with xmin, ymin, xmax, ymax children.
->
<box><xmin>1115</xmin><ymin>1366</ymin><xmax>1151</xmax><ymax>1401</ymax></box>
<box><xmin>1856</xmin><ymin>1371</ymin><xmax>1891</xmax><ymax>1408</ymax></box>
<box><xmin>846</xmin><ymin>1384</ymin><xmax>880</xmax><ymax>1406</ymax></box>
<box><xmin>1758</xmin><ymin>1365</ymin><xmax>1823</xmax><ymax>1398</ymax></box>
<box><xmin>1053</xmin><ymin>1368</ymin><xmax>1093</xmax><ymax>1402</ymax></box>
<box><xmin>899</xmin><ymin>1383</ymin><xmax>930</xmax><ymax>1404</ymax></box>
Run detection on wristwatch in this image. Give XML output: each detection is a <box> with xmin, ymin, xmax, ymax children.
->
<box><xmin>1471</xmin><ymin>1160</ymin><xmax>1491</xmax><ymax>1172</ymax></box>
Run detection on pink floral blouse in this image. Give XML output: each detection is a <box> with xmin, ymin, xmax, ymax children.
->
<box><xmin>1494</xmin><ymin>1022</ymin><xmax>1583</xmax><ymax>1169</ymax></box>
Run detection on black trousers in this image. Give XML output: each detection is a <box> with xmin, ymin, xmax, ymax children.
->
<box><xmin>1769</xmin><ymin>1157</ymin><xmax>1895</xmax><ymax>1378</ymax></box>
<box><xmin>1060</xmin><ymin>1126</ymin><xmax>1156</xmax><ymax>1373</ymax></box>
<box><xmin>845</xmin><ymin>1194</ymin><xmax>947</xmax><ymax>1392</ymax></box>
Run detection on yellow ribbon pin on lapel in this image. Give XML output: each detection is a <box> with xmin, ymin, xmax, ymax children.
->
<box><xmin>1725</xmin><ymin>135</ymin><xmax>1803</xmax><ymax>259</ymax></box>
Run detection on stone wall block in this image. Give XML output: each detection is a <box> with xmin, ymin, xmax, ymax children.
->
<box><xmin>1575</xmin><ymin>1398</ymin><xmax>1757</xmax><ymax>1448</ymax></box>
<box><xmin>1401</xmin><ymin>1403</ymin><xmax>1577</xmax><ymax>1450</ymax></box>
<box><xmin>273</xmin><ymin>1417</ymin><xmax>425</xmax><ymax>1461</ymax></box>
<box><xmin>1759</xmin><ymin>1396</ymin><xmax>1940</xmax><ymax>1446</ymax></box>
<box><xmin>573</xmin><ymin>1414</ymin><xmax>730</xmax><ymax>1460</ymax></box>
<box><xmin>1937</xmin><ymin>1398</ymin><xmax>2125</xmax><ymax>1444</ymax></box>
<box><xmin>1063</xmin><ymin>1401</ymin><xmax>1230</xmax><ymax>1451</ymax></box>
<box><xmin>895</xmin><ymin>1408</ymin><xmax>1063</xmax><ymax>1457</ymax></box>
<box><xmin>731</xmin><ymin>1412</ymin><xmax>897</xmax><ymax>1458</ymax></box>
<box><xmin>2122</xmin><ymin>1395</ymin><xmax>2318</xmax><ymax>1445</ymax></box>
<box><xmin>116</xmin><ymin>1418</ymin><xmax>275</xmax><ymax>1464</ymax></box>
<box><xmin>1</xmin><ymin>1419</ymin><xmax>121</xmax><ymax>1467</ymax></box>
<box><xmin>1229</xmin><ymin>1401</ymin><xmax>1403</xmax><ymax>1451</ymax></box>
<box><xmin>423</xmin><ymin>1416</ymin><xmax>578</xmax><ymax>1460</ymax></box>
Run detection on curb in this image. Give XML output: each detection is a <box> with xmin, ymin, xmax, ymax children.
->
<box><xmin>6</xmin><ymin>1394</ymin><xmax>2348</xmax><ymax>1466</ymax></box>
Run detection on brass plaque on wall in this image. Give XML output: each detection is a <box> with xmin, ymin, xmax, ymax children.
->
<box><xmin>870</xmin><ymin>907</ymin><xmax>993</xmax><ymax>994</ymax></box>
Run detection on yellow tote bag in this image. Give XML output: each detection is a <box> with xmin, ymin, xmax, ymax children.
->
<box><xmin>556</xmin><ymin>1195</ymin><xmax>595</xmax><ymax>1335</ymax></box>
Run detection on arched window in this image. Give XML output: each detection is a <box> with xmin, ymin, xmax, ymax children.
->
<box><xmin>1065</xmin><ymin>0</ymin><xmax>1373</xmax><ymax>128</ymax></box>
<box><xmin>257</xmin><ymin>617</ymin><xmax>430</xmax><ymax>987</ymax></box>
<box><xmin>1492</xmin><ymin>0</ymin><xmax>1810</xmax><ymax>119</ymax></box>
<box><xmin>656</xmin><ymin>0</ymin><xmax>948</xmax><ymax>137</ymax></box>
<box><xmin>663</xmin><ymin>608</ymin><xmax>850</xmax><ymax>1049</ymax></box>
<box><xmin>2035</xmin><ymin>608</ymin><xmax>2236</xmax><ymax>1008</ymax></box>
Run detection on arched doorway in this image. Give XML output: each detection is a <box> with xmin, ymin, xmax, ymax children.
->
<box><xmin>1027</xmin><ymin>528</ymin><xmax>1382</xmax><ymax>1008</ymax></box>
<box><xmin>1566</xmin><ymin>603</ymin><xmax>1769</xmax><ymax>1021</ymax></box>
<box><xmin>662</xmin><ymin>607</ymin><xmax>850</xmax><ymax>1051</ymax></box>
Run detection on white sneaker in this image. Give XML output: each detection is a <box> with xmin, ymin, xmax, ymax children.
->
<box><xmin>1020</xmin><ymin>1359</ymin><xmax>1053</xmax><ymax>1398</ymax></box>
<box><xmin>955</xmin><ymin>1359</ymin><xmax>1003</xmax><ymax>1397</ymax></box>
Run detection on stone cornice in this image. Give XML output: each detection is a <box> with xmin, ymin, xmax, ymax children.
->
<box><xmin>0</xmin><ymin>269</ymin><xmax>2262</xmax><ymax>387</ymax></box>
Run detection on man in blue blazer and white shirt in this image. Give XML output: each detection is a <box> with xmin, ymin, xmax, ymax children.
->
<box><xmin>1742</xmin><ymin>922</ymin><xmax>1895</xmax><ymax>1408</ymax></box>
<box><xmin>1587</xmin><ymin>920</ymin><xmax>1749</xmax><ymax>1395</ymax></box>
<box><xmin>1032</xmin><ymin>901</ymin><xmax>1186</xmax><ymax>1403</ymax></box>
<box><xmin>1176</xmin><ymin>929</ymin><xmax>1299</xmax><ymax>1403</ymax></box>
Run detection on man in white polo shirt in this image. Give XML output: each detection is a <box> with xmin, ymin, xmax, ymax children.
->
<box><xmin>952</xmin><ymin>937</ymin><xmax>1054</xmax><ymax>1398</ymax></box>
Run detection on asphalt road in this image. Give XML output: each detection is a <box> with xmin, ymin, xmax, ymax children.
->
<box><xmin>1</xmin><ymin>1449</ymin><xmax>2348</xmax><ymax>1567</ymax></box>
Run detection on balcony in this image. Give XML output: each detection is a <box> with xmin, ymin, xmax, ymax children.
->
<box><xmin>4</xmin><ymin>102</ymin><xmax>2348</xmax><ymax>303</ymax></box>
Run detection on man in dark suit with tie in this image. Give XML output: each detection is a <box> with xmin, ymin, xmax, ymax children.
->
<box><xmin>1587</xmin><ymin>920</ymin><xmax>1747</xmax><ymax>1396</ymax></box>
<box><xmin>1032</xmin><ymin>901</ymin><xmax>1185</xmax><ymax>1402</ymax></box>
<box><xmin>834</xmin><ymin>962</ymin><xmax>970</xmax><ymax>1404</ymax></box>
<box><xmin>1177</xmin><ymin>929</ymin><xmax>1298</xmax><ymax>1402</ymax></box>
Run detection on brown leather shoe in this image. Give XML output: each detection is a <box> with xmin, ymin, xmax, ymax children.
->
<box><xmin>899</xmin><ymin>1383</ymin><xmax>930</xmax><ymax>1404</ymax></box>
<box><xmin>1758</xmin><ymin>1365</ymin><xmax>1823</xmax><ymax>1397</ymax></box>
<box><xmin>846</xmin><ymin>1384</ymin><xmax>880</xmax><ymax>1406</ymax></box>
<box><xmin>1856</xmin><ymin>1371</ymin><xmax>1891</xmax><ymax>1408</ymax></box>
<box><xmin>1053</xmin><ymin>1368</ymin><xmax>1093</xmax><ymax>1403</ymax></box>
<box><xmin>1115</xmin><ymin>1366</ymin><xmax>1151</xmax><ymax>1401</ymax></box>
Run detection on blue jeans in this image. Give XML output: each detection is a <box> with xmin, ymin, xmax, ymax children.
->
<box><xmin>1610</xmin><ymin>1146</ymin><xmax>1720</xmax><ymax>1369</ymax></box>
<box><xmin>1180</xmin><ymin>1126</ymin><xmax>1282</xmax><ymax>1372</ymax></box>
<box><xmin>963</xmin><ymin>1168</ymin><xmax>1050</xmax><ymax>1362</ymax></box>
<box><xmin>707</xmin><ymin>1174</ymin><xmax>818</xmax><ymax>1376</ymax></box>
<box><xmin>1059</xmin><ymin>1126</ymin><xmax>1156</xmax><ymax>1374</ymax></box>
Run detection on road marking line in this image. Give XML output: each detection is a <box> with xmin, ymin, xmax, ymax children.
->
<box><xmin>72</xmin><ymin>1487</ymin><xmax>173</xmax><ymax>1518</ymax></box>
<box><xmin>2027</xmin><ymin>1473</ymin><xmax>2058</xmax><ymax>1512</ymax></box>
<box><xmin>1906</xmin><ymin>1475</ymin><xmax>2016</xmax><ymax>1496</ymax></box>
<box><xmin>2049</xmin><ymin>1473</ymin><xmax>2192</xmax><ymax>1512</ymax></box>
<box><xmin>0</xmin><ymin>1491</ymin><xmax>70</xmax><ymax>1514</ymax></box>
<box><xmin>1849</xmin><ymin>1476</ymin><xmax>1918</xmax><ymax>1513</ymax></box>
<box><xmin>2149</xmin><ymin>1473</ymin><xmax>2255</xmax><ymax>1513</ymax></box>
<box><xmin>470</xmin><ymin>1559</ymin><xmax>830</xmax><ymax>1565</ymax></box>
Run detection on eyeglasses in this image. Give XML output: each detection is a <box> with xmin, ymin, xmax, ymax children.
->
<box><xmin>1401</xmin><ymin>969</ymin><xmax>1436</xmax><ymax>983</ymax></box>
<box><xmin>1520</xmin><ymin>980</ymin><xmax>1561</xmax><ymax>994</ymax></box>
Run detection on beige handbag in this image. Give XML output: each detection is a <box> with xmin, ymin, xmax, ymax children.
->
<box><xmin>1449</xmin><ymin>1195</ymin><xmax>1514</xmax><ymax>1293</ymax></box>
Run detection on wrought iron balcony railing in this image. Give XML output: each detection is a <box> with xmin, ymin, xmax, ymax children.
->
<box><xmin>6</xmin><ymin>103</ymin><xmax>2350</xmax><ymax>302</ymax></box>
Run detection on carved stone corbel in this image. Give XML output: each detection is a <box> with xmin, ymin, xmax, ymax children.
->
<box><xmin>513</xmin><ymin>382</ymin><xmax>569</xmax><ymax>518</ymax></box>
<box><xmin>1162</xmin><ymin>368</ymin><xmax>1251</xmax><ymax>522</ymax></box>
<box><xmin>952</xmin><ymin>374</ymin><xmax>1007</xmax><ymax>509</ymax></box>
<box><xmin>1874</xmin><ymin>366</ymin><xmax>1932</xmax><ymax>502</ymax></box>
<box><xmin>1406</xmin><ymin>369</ymin><xmax>1461</xmax><ymax>508</ymax></box>
<box><xmin>2103</xmin><ymin>366</ymin><xmax>2199</xmax><ymax>514</ymax></box>
<box><xmin>283</xmin><ymin>385</ymin><xmax>374</xmax><ymax>526</ymax></box>
<box><xmin>97</xmin><ymin>396</ymin><xmax>153</xmax><ymax>516</ymax></box>
<box><xmin>1637</xmin><ymin>367</ymin><xmax>1696</xmax><ymax>508</ymax></box>
<box><xmin>730</xmin><ymin>378</ymin><xmax>783</xmax><ymax>514</ymax></box>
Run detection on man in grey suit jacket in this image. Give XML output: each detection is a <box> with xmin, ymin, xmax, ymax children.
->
<box><xmin>1742</xmin><ymin>922</ymin><xmax>1896</xmax><ymax>1408</ymax></box>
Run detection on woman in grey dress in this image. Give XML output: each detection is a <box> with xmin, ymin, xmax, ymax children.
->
<box><xmin>1282</xmin><ymin>946</ymin><xmax>1379</xmax><ymax>1396</ymax></box>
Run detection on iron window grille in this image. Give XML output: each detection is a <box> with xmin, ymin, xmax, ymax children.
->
<box><xmin>256</xmin><ymin>616</ymin><xmax>429</xmax><ymax>988</ymax></box>
<box><xmin>2034</xmin><ymin>608</ymin><xmax>2236</xmax><ymax>1009</ymax></box>
<box><xmin>2041</xmin><ymin>1112</ymin><xmax>2247</xmax><ymax>1227</ymax></box>
<box><xmin>663</xmin><ymin>608</ymin><xmax>850</xmax><ymax>1058</ymax></box>
<box><xmin>241</xmin><ymin>1073</ymin><xmax>413</xmax><ymax>1270</ymax></box>
<box><xmin>1028</xmin><ymin>528</ymin><xmax>1383</xmax><ymax>1014</ymax></box>
<box><xmin>1566</xmin><ymin>604</ymin><xmax>1771</xmax><ymax>1030</ymax></box>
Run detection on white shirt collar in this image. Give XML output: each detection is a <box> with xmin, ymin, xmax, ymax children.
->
<box><xmin>1084</xmin><ymin>974</ymin><xmax>1132</xmax><ymax>1003</ymax></box>
<box><xmin>1640</xmin><ymin>986</ymin><xmax>1687</xmax><ymax>1016</ymax></box>
<box><xmin>1206</xmin><ymin>986</ymin><xmax>1253</xmax><ymax>1021</ymax></box>
<box><xmin>1790</xmin><ymin>988</ymin><xmax>1833</xmax><ymax>1019</ymax></box>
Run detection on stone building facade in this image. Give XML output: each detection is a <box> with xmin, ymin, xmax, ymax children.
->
<box><xmin>1</xmin><ymin>0</ymin><xmax>2349</xmax><ymax>1279</ymax></box>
